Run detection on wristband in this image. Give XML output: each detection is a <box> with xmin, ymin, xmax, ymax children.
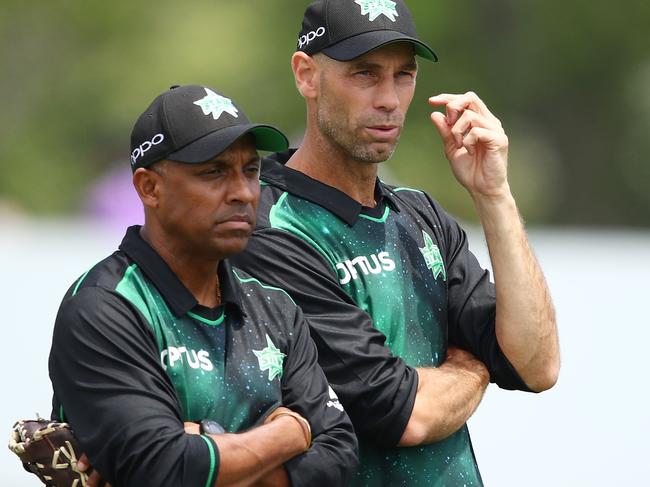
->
<box><xmin>270</xmin><ymin>411</ymin><xmax>312</xmax><ymax>449</ymax></box>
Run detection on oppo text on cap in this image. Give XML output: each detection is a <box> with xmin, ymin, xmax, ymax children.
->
<box><xmin>298</xmin><ymin>27</ymin><xmax>326</xmax><ymax>49</ymax></box>
<box><xmin>131</xmin><ymin>133</ymin><xmax>165</xmax><ymax>166</ymax></box>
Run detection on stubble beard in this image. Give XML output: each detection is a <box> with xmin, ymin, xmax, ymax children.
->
<box><xmin>317</xmin><ymin>93</ymin><xmax>400</xmax><ymax>165</ymax></box>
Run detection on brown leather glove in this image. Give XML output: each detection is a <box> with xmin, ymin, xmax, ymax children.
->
<box><xmin>8</xmin><ymin>419</ymin><xmax>89</xmax><ymax>487</ymax></box>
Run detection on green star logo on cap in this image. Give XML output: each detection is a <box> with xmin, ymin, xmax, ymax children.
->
<box><xmin>419</xmin><ymin>230</ymin><xmax>446</xmax><ymax>281</ymax></box>
<box><xmin>253</xmin><ymin>334</ymin><xmax>286</xmax><ymax>381</ymax></box>
<box><xmin>355</xmin><ymin>0</ymin><xmax>399</xmax><ymax>22</ymax></box>
<box><xmin>193</xmin><ymin>88</ymin><xmax>239</xmax><ymax>120</ymax></box>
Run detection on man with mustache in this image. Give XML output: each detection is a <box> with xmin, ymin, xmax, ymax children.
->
<box><xmin>232</xmin><ymin>1</ymin><xmax>560</xmax><ymax>485</ymax></box>
<box><xmin>48</xmin><ymin>84</ymin><xmax>358</xmax><ymax>487</ymax></box>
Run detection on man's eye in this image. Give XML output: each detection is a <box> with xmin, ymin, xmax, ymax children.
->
<box><xmin>355</xmin><ymin>70</ymin><xmax>372</xmax><ymax>77</ymax></box>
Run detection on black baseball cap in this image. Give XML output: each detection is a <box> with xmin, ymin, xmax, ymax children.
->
<box><xmin>297</xmin><ymin>0</ymin><xmax>437</xmax><ymax>62</ymax></box>
<box><xmin>130</xmin><ymin>85</ymin><xmax>289</xmax><ymax>171</ymax></box>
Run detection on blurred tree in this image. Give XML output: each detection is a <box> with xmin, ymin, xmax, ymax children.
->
<box><xmin>0</xmin><ymin>0</ymin><xmax>648</xmax><ymax>226</ymax></box>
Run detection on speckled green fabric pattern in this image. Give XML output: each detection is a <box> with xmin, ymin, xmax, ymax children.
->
<box><xmin>269</xmin><ymin>191</ymin><xmax>483</xmax><ymax>486</ymax></box>
<box><xmin>115</xmin><ymin>264</ymin><xmax>283</xmax><ymax>432</ymax></box>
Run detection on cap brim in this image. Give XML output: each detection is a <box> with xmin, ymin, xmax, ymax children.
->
<box><xmin>322</xmin><ymin>30</ymin><xmax>437</xmax><ymax>62</ymax></box>
<box><xmin>167</xmin><ymin>124</ymin><xmax>289</xmax><ymax>163</ymax></box>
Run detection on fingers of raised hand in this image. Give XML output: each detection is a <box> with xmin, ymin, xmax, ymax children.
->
<box><xmin>430</xmin><ymin>111</ymin><xmax>452</xmax><ymax>140</ymax></box>
<box><xmin>429</xmin><ymin>92</ymin><xmax>498</xmax><ymax>126</ymax></box>
<box><xmin>451</xmin><ymin>109</ymin><xmax>504</xmax><ymax>148</ymax></box>
<box><xmin>449</xmin><ymin>109</ymin><xmax>483</xmax><ymax>148</ymax></box>
<box><xmin>430</xmin><ymin>111</ymin><xmax>467</xmax><ymax>157</ymax></box>
<box><xmin>462</xmin><ymin>127</ymin><xmax>508</xmax><ymax>155</ymax></box>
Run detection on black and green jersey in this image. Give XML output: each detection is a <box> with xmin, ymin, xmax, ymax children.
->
<box><xmin>232</xmin><ymin>151</ymin><xmax>530</xmax><ymax>486</ymax></box>
<box><xmin>49</xmin><ymin>226</ymin><xmax>358</xmax><ymax>487</ymax></box>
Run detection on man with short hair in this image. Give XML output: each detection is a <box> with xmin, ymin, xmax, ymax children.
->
<box><xmin>49</xmin><ymin>84</ymin><xmax>358</xmax><ymax>487</ymax></box>
<box><xmin>232</xmin><ymin>1</ymin><xmax>560</xmax><ymax>485</ymax></box>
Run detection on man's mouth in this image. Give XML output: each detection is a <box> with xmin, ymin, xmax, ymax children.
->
<box><xmin>217</xmin><ymin>214</ymin><xmax>253</xmax><ymax>231</ymax></box>
<box><xmin>365</xmin><ymin>125</ymin><xmax>400</xmax><ymax>140</ymax></box>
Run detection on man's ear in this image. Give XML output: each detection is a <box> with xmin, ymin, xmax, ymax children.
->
<box><xmin>291</xmin><ymin>52</ymin><xmax>320</xmax><ymax>99</ymax></box>
<box><xmin>132</xmin><ymin>167</ymin><xmax>162</xmax><ymax>209</ymax></box>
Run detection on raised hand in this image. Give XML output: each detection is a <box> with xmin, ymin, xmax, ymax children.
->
<box><xmin>429</xmin><ymin>92</ymin><xmax>510</xmax><ymax>200</ymax></box>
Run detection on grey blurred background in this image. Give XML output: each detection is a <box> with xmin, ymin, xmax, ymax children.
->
<box><xmin>1</xmin><ymin>0</ymin><xmax>649</xmax><ymax>485</ymax></box>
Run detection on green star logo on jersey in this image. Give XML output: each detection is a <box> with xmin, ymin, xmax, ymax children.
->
<box><xmin>419</xmin><ymin>230</ymin><xmax>446</xmax><ymax>281</ymax></box>
<box><xmin>253</xmin><ymin>335</ymin><xmax>286</xmax><ymax>381</ymax></box>
<box><xmin>355</xmin><ymin>0</ymin><xmax>399</xmax><ymax>22</ymax></box>
<box><xmin>193</xmin><ymin>88</ymin><xmax>239</xmax><ymax>120</ymax></box>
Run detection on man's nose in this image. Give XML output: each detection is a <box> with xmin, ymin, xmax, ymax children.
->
<box><xmin>226</xmin><ymin>173</ymin><xmax>257</xmax><ymax>204</ymax></box>
<box><xmin>374</xmin><ymin>78</ymin><xmax>400</xmax><ymax>112</ymax></box>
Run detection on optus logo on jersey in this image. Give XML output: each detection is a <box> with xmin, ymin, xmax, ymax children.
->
<box><xmin>335</xmin><ymin>251</ymin><xmax>396</xmax><ymax>285</ymax></box>
<box><xmin>131</xmin><ymin>133</ymin><xmax>165</xmax><ymax>165</ymax></box>
<box><xmin>298</xmin><ymin>27</ymin><xmax>326</xmax><ymax>48</ymax></box>
<box><xmin>161</xmin><ymin>346</ymin><xmax>214</xmax><ymax>372</ymax></box>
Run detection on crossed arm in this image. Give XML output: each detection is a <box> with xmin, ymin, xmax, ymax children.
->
<box><xmin>398</xmin><ymin>347</ymin><xmax>489</xmax><ymax>446</ymax></box>
<box><xmin>234</xmin><ymin>232</ymin><xmax>496</xmax><ymax>449</ymax></box>
<box><xmin>182</xmin><ymin>412</ymin><xmax>308</xmax><ymax>487</ymax></box>
<box><xmin>80</xmin><ymin>417</ymin><xmax>307</xmax><ymax>487</ymax></box>
<box><xmin>50</xmin><ymin>288</ymin><xmax>357</xmax><ymax>487</ymax></box>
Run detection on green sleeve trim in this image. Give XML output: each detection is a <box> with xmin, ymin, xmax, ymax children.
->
<box><xmin>187</xmin><ymin>310</ymin><xmax>225</xmax><ymax>327</ymax></box>
<box><xmin>359</xmin><ymin>205</ymin><xmax>390</xmax><ymax>223</ymax></box>
<box><xmin>115</xmin><ymin>264</ymin><xmax>154</xmax><ymax>326</ymax></box>
<box><xmin>200</xmin><ymin>435</ymin><xmax>217</xmax><ymax>487</ymax></box>
<box><xmin>59</xmin><ymin>405</ymin><xmax>65</xmax><ymax>422</ymax></box>
<box><xmin>392</xmin><ymin>187</ymin><xmax>424</xmax><ymax>194</ymax></box>
<box><xmin>72</xmin><ymin>266</ymin><xmax>94</xmax><ymax>296</ymax></box>
<box><xmin>232</xmin><ymin>269</ymin><xmax>296</xmax><ymax>305</ymax></box>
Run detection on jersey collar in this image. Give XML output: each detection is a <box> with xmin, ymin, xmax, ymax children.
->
<box><xmin>262</xmin><ymin>149</ymin><xmax>400</xmax><ymax>226</ymax></box>
<box><xmin>119</xmin><ymin>226</ymin><xmax>244</xmax><ymax>317</ymax></box>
